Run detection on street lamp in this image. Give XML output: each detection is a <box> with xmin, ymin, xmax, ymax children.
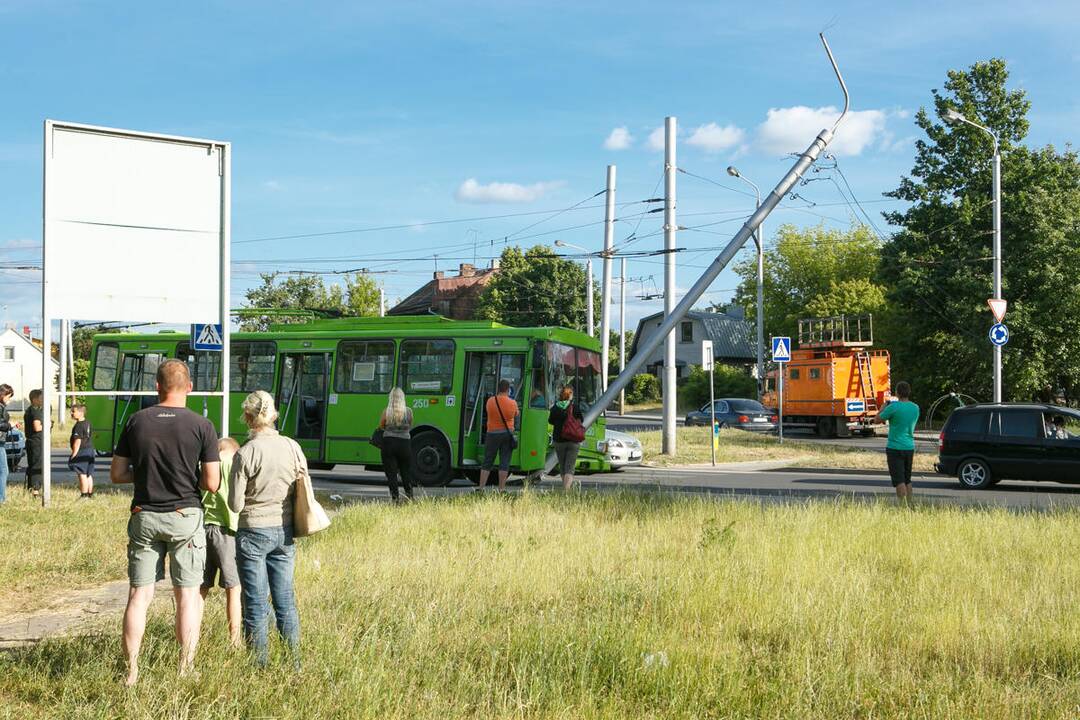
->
<box><xmin>727</xmin><ymin>165</ymin><xmax>765</xmax><ymax>402</ymax></box>
<box><xmin>554</xmin><ymin>240</ymin><xmax>595</xmax><ymax>336</ymax></box>
<box><xmin>944</xmin><ymin>108</ymin><xmax>1003</xmax><ymax>403</ymax></box>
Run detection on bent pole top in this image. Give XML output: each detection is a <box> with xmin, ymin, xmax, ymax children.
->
<box><xmin>580</xmin><ymin>33</ymin><xmax>851</xmax><ymax>433</ymax></box>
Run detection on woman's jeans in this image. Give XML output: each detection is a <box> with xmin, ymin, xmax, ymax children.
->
<box><xmin>236</xmin><ymin>525</ymin><xmax>300</xmax><ymax>665</ymax></box>
<box><xmin>0</xmin><ymin>448</ymin><xmax>7</xmax><ymax>503</ymax></box>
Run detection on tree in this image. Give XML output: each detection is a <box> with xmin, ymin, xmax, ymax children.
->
<box><xmin>240</xmin><ymin>272</ymin><xmax>382</xmax><ymax>331</ymax></box>
<box><xmin>881</xmin><ymin>58</ymin><xmax>1080</xmax><ymax>402</ymax></box>
<box><xmin>678</xmin><ymin>364</ymin><xmax>757</xmax><ymax>409</ymax></box>
<box><xmin>730</xmin><ymin>223</ymin><xmax>886</xmax><ymax>341</ymax></box>
<box><xmin>475</xmin><ymin>245</ymin><xmax>599</xmax><ymax>330</ymax></box>
<box><xmin>607</xmin><ymin>329</ymin><xmax>635</xmax><ymax>376</ymax></box>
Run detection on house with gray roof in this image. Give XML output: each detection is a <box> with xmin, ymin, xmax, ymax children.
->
<box><xmin>628</xmin><ymin>309</ymin><xmax>755</xmax><ymax>380</ymax></box>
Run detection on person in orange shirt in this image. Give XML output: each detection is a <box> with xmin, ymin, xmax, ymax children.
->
<box><xmin>477</xmin><ymin>379</ymin><xmax>518</xmax><ymax>492</ymax></box>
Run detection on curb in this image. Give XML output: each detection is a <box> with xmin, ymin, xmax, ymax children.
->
<box><xmin>640</xmin><ymin>457</ymin><xmax>813</xmax><ymax>473</ymax></box>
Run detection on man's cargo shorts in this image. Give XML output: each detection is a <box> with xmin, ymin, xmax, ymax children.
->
<box><xmin>127</xmin><ymin>507</ymin><xmax>206</xmax><ymax>588</ymax></box>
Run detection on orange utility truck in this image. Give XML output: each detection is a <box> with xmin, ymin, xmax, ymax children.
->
<box><xmin>762</xmin><ymin>315</ymin><xmax>891</xmax><ymax>438</ymax></box>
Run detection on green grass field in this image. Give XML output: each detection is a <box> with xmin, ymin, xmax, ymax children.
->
<box><xmin>3</xmin><ymin>490</ymin><xmax>1080</xmax><ymax>718</ymax></box>
<box><xmin>637</xmin><ymin>425</ymin><xmax>940</xmax><ymax>472</ymax></box>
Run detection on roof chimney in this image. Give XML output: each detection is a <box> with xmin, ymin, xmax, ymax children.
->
<box><xmin>458</xmin><ymin>263</ymin><xmax>475</xmax><ymax>278</ymax></box>
<box><xmin>433</xmin><ymin>271</ymin><xmax>444</xmax><ymax>280</ymax></box>
<box><xmin>490</xmin><ymin>258</ymin><xmax>500</xmax><ymax>270</ymax></box>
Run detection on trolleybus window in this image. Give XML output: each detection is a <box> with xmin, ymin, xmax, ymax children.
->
<box><xmin>400</xmin><ymin>339</ymin><xmax>454</xmax><ymax>394</ymax></box>
<box><xmin>230</xmin><ymin>342</ymin><xmax>277</xmax><ymax>392</ymax></box>
<box><xmin>335</xmin><ymin>340</ymin><xmax>395</xmax><ymax>394</ymax></box>
<box><xmin>93</xmin><ymin>343</ymin><xmax>119</xmax><ymax>390</ymax></box>
<box><xmin>545</xmin><ymin>342</ymin><xmax>603</xmax><ymax>413</ymax></box>
<box><xmin>118</xmin><ymin>353</ymin><xmax>163</xmax><ymax>391</ymax></box>
<box><xmin>177</xmin><ymin>342</ymin><xmax>221</xmax><ymax>391</ymax></box>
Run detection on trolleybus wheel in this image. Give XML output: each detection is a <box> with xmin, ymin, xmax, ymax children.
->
<box><xmin>411</xmin><ymin>430</ymin><xmax>452</xmax><ymax>487</ymax></box>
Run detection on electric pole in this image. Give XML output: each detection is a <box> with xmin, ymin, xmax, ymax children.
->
<box><xmin>600</xmin><ymin>165</ymin><xmax>616</xmax><ymax>390</ymax></box>
<box><xmin>663</xmin><ymin>116</ymin><xmax>677</xmax><ymax>455</ymax></box>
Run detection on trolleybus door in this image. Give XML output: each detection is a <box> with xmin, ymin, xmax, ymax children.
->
<box><xmin>111</xmin><ymin>352</ymin><xmax>164</xmax><ymax>450</ymax></box>
<box><xmin>460</xmin><ymin>351</ymin><xmax>525</xmax><ymax>467</ymax></box>
<box><xmin>276</xmin><ymin>352</ymin><xmax>332</xmax><ymax>463</ymax></box>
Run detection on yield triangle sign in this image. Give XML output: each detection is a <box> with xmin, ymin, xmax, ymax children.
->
<box><xmin>987</xmin><ymin>298</ymin><xmax>1007</xmax><ymax>323</ymax></box>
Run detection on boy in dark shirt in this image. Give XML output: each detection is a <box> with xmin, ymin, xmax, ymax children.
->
<box><xmin>68</xmin><ymin>403</ymin><xmax>95</xmax><ymax>499</ymax></box>
<box><xmin>24</xmin><ymin>389</ymin><xmax>44</xmax><ymax>496</ymax></box>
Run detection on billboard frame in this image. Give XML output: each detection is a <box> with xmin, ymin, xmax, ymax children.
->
<box><xmin>41</xmin><ymin>119</ymin><xmax>231</xmax><ymax>507</ymax></box>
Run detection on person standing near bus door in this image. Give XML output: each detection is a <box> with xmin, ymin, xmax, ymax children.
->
<box><xmin>379</xmin><ymin>387</ymin><xmax>414</xmax><ymax>503</ymax></box>
<box><xmin>879</xmin><ymin>381</ymin><xmax>920</xmax><ymax>503</ymax></box>
<box><xmin>0</xmin><ymin>384</ymin><xmax>16</xmax><ymax>504</ymax></box>
<box><xmin>477</xmin><ymin>379</ymin><xmax>518</xmax><ymax>492</ymax></box>
<box><xmin>548</xmin><ymin>385</ymin><xmax>584</xmax><ymax>491</ymax></box>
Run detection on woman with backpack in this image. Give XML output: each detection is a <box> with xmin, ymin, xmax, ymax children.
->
<box><xmin>548</xmin><ymin>385</ymin><xmax>585</xmax><ymax>491</ymax></box>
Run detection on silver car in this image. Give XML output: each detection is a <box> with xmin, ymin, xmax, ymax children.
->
<box><xmin>605</xmin><ymin>429</ymin><xmax>643</xmax><ymax>469</ymax></box>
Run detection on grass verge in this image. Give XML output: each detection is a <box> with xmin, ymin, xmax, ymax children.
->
<box><xmin>637</xmin><ymin>425</ymin><xmax>939</xmax><ymax>472</ymax></box>
<box><xmin>3</xmin><ymin>492</ymin><xmax>1080</xmax><ymax>718</ymax></box>
<box><xmin>0</xmin><ymin>488</ymin><xmax>131</xmax><ymax>615</ymax></box>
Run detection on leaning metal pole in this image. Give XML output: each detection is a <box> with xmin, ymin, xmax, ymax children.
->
<box><xmin>577</xmin><ymin>34</ymin><xmax>849</xmax><ymax>436</ymax></box>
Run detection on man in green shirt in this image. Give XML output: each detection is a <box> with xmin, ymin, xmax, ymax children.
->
<box><xmin>879</xmin><ymin>381</ymin><xmax>920</xmax><ymax>501</ymax></box>
<box><xmin>201</xmin><ymin>436</ymin><xmax>242</xmax><ymax>646</ymax></box>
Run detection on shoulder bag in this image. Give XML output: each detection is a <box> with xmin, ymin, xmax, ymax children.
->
<box><xmin>290</xmin><ymin>440</ymin><xmax>331</xmax><ymax>537</ymax></box>
<box><xmin>494</xmin><ymin>396</ymin><xmax>518</xmax><ymax>450</ymax></box>
<box><xmin>560</xmin><ymin>403</ymin><xmax>586</xmax><ymax>443</ymax></box>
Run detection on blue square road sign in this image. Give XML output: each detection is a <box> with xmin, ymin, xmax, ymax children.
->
<box><xmin>191</xmin><ymin>323</ymin><xmax>224</xmax><ymax>351</ymax></box>
<box><xmin>771</xmin><ymin>336</ymin><xmax>792</xmax><ymax>362</ymax></box>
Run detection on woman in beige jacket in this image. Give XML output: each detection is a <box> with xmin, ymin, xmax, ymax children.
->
<box><xmin>228</xmin><ymin>390</ymin><xmax>305</xmax><ymax>666</ymax></box>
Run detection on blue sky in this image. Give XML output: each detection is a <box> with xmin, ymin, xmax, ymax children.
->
<box><xmin>2</xmin><ymin>0</ymin><xmax>1079</xmax><ymax>335</ymax></box>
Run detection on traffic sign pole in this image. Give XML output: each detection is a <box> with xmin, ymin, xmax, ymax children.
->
<box><xmin>702</xmin><ymin>340</ymin><xmax>715</xmax><ymax>466</ymax></box>
<box><xmin>778</xmin><ymin>362</ymin><xmax>784</xmax><ymax>445</ymax></box>
<box><xmin>771</xmin><ymin>336</ymin><xmax>791</xmax><ymax>445</ymax></box>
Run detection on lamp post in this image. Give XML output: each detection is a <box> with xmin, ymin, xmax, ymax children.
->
<box><xmin>727</xmin><ymin>166</ymin><xmax>765</xmax><ymax>402</ymax></box>
<box><xmin>554</xmin><ymin>240</ymin><xmax>595</xmax><ymax>336</ymax></box>
<box><xmin>944</xmin><ymin>108</ymin><xmax>1002</xmax><ymax>403</ymax></box>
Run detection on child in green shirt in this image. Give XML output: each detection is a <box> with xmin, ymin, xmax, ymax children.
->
<box><xmin>879</xmin><ymin>381</ymin><xmax>921</xmax><ymax>502</ymax></box>
<box><xmin>201</xmin><ymin>437</ymin><xmax>242</xmax><ymax>646</ymax></box>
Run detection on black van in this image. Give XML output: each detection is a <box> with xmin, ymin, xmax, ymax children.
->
<box><xmin>936</xmin><ymin>403</ymin><xmax>1080</xmax><ymax>489</ymax></box>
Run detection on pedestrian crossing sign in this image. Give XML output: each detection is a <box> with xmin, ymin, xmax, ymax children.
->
<box><xmin>191</xmin><ymin>323</ymin><xmax>224</xmax><ymax>351</ymax></box>
<box><xmin>771</xmin><ymin>336</ymin><xmax>791</xmax><ymax>362</ymax></box>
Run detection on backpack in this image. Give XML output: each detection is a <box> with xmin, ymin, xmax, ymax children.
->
<box><xmin>560</xmin><ymin>404</ymin><xmax>586</xmax><ymax>443</ymax></box>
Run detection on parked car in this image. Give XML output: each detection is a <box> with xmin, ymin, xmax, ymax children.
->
<box><xmin>605</xmin><ymin>429</ymin><xmax>643</xmax><ymax>469</ymax></box>
<box><xmin>684</xmin><ymin>398</ymin><xmax>777</xmax><ymax>432</ymax></box>
<box><xmin>936</xmin><ymin>403</ymin><xmax>1080</xmax><ymax>489</ymax></box>
<box><xmin>5</xmin><ymin>428</ymin><xmax>25</xmax><ymax>473</ymax></box>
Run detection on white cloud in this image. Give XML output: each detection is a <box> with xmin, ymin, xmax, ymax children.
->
<box><xmin>603</xmin><ymin>126</ymin><xmax>633</xmax><ymax>150</ymax></box>
<box><xmin>646</xmin><ymin>127</ymin><xmax>666</xmax><ymax>152</ymax></box>
<box><xmin>686</xmin><ymin>122</ymin><xmax>745</xmax><ymax>153</ymax></box>
<box><xmin>262</xmin><ymin>180</ymin><xmax>281</xmax><ymax>191</ymax></box>
<box><xmin>2</xmin><ymin>238</ymin><xmax>39</xmax><ymax>250</ymax></box>
<box><xmin>756</xmin><ymin>106</ymin><xmax>887</xmax><ymax>157</ymax></box>
<box><xmin>454</xmin><ymin>178</ymin><xmax>564</xmax><ymax>204</ymax></box>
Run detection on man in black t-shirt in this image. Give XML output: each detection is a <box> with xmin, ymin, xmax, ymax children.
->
<box><xmin>110</xmin><ymin>359</ymin><xmax>220</xmax><ymax>686</ymax></box>
<box><xmin>24</xmin><ymin>389</ymin><xmax>44</xmax><ymax>495</ymax></box>
<box><xmin>68</xmin><ymin>403</ymin><xmax>95</xmax><ymax>499</ymax></box>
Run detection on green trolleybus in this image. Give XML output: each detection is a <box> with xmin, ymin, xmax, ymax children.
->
<box><xmin>85</xmin><ymin>316</ymin><xmax>609</xmax><ymax>485</ymax></box>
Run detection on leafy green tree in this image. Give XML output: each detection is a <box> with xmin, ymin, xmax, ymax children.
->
<box><xmin>881</xmin><ymin>58</ymin><xmax>1080</xmax><ymax>401</ymax></box>
<box><xmin>607</xmin><ymin>329</ymin><xmax>635</xmax><ymax>375</ymax></box>
<box><xmin>240</xmin><ymin>272</ymin><xmax>382</xmax><ymax>331</ymax></box>
<box><xmin>731</xmin><ymin>223</ymin><xmax>886</xmax><ymax>341</ymax></box>
<box><xmin>678</xmin><ymin>364</ymin><xmax>756</xmax><ymax>409</ymax></box>
<box><xmin>476</xmin><ymin>245</ymin><xmax>599</xmax><ymax>330</ymax></box>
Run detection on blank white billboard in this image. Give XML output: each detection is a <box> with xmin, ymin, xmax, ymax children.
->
<box><xmin>44</xmin><ymin>121</ymin><xmax>227</xmax><ymax>323</ymax></box>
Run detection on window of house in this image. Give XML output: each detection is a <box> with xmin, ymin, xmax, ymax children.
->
<box><xmin>400</xmin><ymin>339</ymin><xmax>454</xmax><ymax>394</ymax></box>
<box><xmin>1</xmin><ymin>346</ymin><xmax>13</xmax><ymax>362</ymax></box>
<box><xmin>680</xmin><ymin>321</ymin><xmax>693</xmax><ymax>343</ymax></box>
<box><xmin>336</xmin><ymin>340</ymin><xmax>396</xmax><ymax>393</ymax></box>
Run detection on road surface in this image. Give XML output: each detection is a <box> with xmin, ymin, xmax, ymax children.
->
<box><xmin>30</xmin><ymin>450</ymin><xmax>1080</xmax><ymax>511</ymax></box>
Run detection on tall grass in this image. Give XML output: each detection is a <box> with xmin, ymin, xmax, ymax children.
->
<box><xmin>3</xmin><ymin>492</ymin><xmax>1080</xmax><ymax>718</ymax></box>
